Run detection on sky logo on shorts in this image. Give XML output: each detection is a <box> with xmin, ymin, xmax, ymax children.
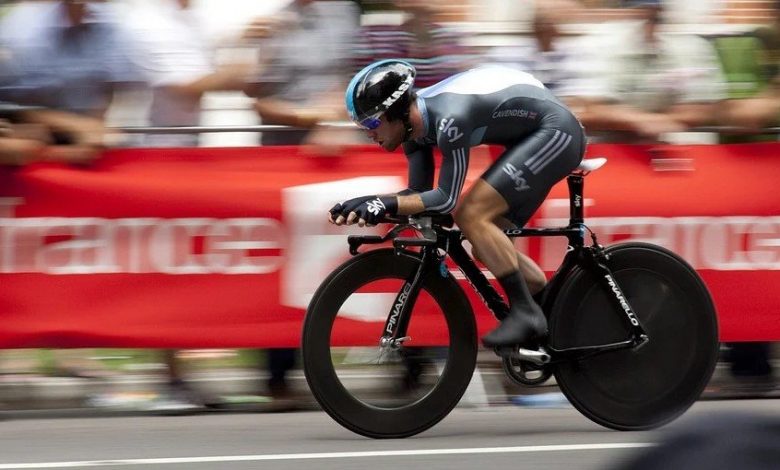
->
<box><xmin>503</xmin><ymin>163</ymin><xmax>530</xmax><ymax>192</ymax></box>
<box><xmin>439</xmin><ymin>118</ymin><xmax>464</xmax><ymax>143</ymax></box>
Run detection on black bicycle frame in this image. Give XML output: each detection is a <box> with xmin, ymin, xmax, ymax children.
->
<box><xmin>352</xmin><ymin>173</ymin><xmax>649</xmax><ymax>361</ymax></box>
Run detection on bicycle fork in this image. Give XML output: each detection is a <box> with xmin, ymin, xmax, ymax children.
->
<box><xmin>379</xmin><ymin>246</ymin><xmax>439</xmax><ymax>350</ymax></box>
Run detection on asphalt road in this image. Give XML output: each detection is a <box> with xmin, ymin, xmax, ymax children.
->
<box><xmin>0</xmin><ymin>399</ymin><xmax>777</xmax><ymax>470</ymax></box>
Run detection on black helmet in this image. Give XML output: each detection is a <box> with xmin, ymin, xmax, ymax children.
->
<box><xmin>345</xmin><ymin>59</ymin><xmax>416</xmax><ymax>129</ymax></box>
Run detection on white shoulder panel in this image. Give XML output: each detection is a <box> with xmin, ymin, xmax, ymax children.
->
<box><xmin>418</xmin><ymin>65</ymin><xmax>545</xmax><ymax>98</ymax></box>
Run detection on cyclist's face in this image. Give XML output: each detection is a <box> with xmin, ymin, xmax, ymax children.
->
<box><xmin>367</xmin><ymin>115</ymin><xmax>404</xmax><ymax>152</ymax></box>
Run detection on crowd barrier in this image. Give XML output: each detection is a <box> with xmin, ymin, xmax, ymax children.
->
<box><xmin>0</xmin><ymin>142</ymin><xmax>777</xmax><ymax>348</ymax></box>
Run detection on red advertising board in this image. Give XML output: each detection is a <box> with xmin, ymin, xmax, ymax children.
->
<box><xmin>0</xmin><ymin>143</ymin><xmax>777</xmax><ymax>347</ymax></box>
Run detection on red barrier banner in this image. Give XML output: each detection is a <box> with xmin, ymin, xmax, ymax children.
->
<box><xmin>0</xmin><ymin>143</ymin><xmax>778</xmax><ymax>348</ymax></box>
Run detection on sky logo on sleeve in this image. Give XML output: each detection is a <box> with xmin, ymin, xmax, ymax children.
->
<box><xmin>439</xmin><ymin>118</ymin><xmax>464</xmax><ymax>143</ymax></box>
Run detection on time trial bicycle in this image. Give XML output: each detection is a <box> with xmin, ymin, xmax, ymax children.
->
<box><xmin>302</xmin><ymin>157</ymin><xmax>719</xmax><ymax>438</ymax></box>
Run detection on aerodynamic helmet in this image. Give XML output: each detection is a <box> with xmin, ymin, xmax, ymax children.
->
<box><xmin>345</xmin><ymin>59</ymin><xmax>416</xmax><ymax>130</ymax></box>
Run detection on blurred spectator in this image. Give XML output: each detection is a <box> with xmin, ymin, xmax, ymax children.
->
<box><xmin>708</xmin><ymin>5</ymin><xmax>777</xmax><ymax>393</ymax></box>
<box><xmin>124</xmin><ymin>0</ymin><xmax>253</xmax><ymax>147</ymax></box>
<box><xmin>245</xmin><ymin>0</ymin><xmax>358</xmax><ymax>409</ymax></box>
<box><xmin>0</xmin><ymin>103</ymin><xmax>46</xmax><ymax>166</ymax></box>
<box><xmin>352</xmin><ymin>0</ymin><xmax>474</xmax><ymax>90</ymax></box>
<box><xmin>0</xmin><ymin>103</ymin><xmax>112</xmax><ymax>166</ymax></box>
<box><xmin>120</xmin><ymin>0</ymin><xmax>261</xmax><ymax>412</ymax></box>
<box><xmin>0</xmin><ymin>1</ymin><xmax>139</xmax><ymax>119</ymax></box>
<box><xmin>720</xmin><ymin>1</ymin><xmax>780</xmax><ymax>130</ymax></box>
<box><xmin>245</xmin><ymin>0</ymin><xmax>358</xmax><ymax>148</ymax></box>
<box><xmin>712</xmin><ymin>33</ymin><xmax>767</xmax><ymax>101</ymax></box>
<box><xmin>0</xmin><ymin>0</ymin><xmax>140</xmax><ymax>161</ymax></box>
<box><xmin>568</xmin><ymin>0</ymin><xmax>727</xmax><ymax>142</ymax></box>
<box><xmin>0</xmin><ymin>0</ymin><xmax>142</xmax><ymax>394</ymax></box>
<box><xmin>754</xmin><ymin>3</ymin><xmax>780</xmax><ymax>83</ymax></box>
<box><xmin>486</xmin><ymin>3</ymin><xmax>584</xmax><ymax>95</ymax></box>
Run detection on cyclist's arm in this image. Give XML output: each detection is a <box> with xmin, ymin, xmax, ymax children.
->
<box><xmin>395</xmin><ymin>123</ymin><xmax>470</xmax><ymax>216</ymax></box>
<box><xmin>381</xmin><ymin>142</ymin><xmax>429</xmax><ymax>215</ymax></box>
<box><xmin>401</xmin><ymin>143</ymin><xmax>434</xmax><ymax>193</ymax></box>
<box><xmin>396</xmin><ymin>193</ymin><xmax>426</xmax><ymax>215</ymax></box>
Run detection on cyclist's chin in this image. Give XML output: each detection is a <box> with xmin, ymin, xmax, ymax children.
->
<box><xmin>381</xmin><ymin>140</ymin><xmax>400</xmax><ymax>152</ymax></box>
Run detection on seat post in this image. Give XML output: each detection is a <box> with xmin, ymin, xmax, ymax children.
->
<box><xmin>566</xmin><ymin>174</ymin><xmax>584</xmax><ymax>226</ymax></box>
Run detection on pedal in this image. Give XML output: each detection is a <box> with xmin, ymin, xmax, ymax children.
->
<box><xmin>494</xmin><ymin>346</ymin><xmax>550</xmax><ymax>365</ymax></box>
<box><xmin>516</xmin><ymin>347</ymin><xmax>551</xmax><ymax>365</ymax></box>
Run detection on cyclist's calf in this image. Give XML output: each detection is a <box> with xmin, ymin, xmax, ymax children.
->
<box><xmin>454</xmin><ymin>199</ymin><xmax>545</xmax><ymax>293</ymax></box>
<box><xmin>470</xmin><ymin>244</ymin><xmax>547</xmax><ymax>295</ymax></box>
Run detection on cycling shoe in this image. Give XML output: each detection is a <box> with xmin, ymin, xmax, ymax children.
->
<box><xmin>482</xmin><ymin>307</ymin><xmax>547</xmax><ymax>348</ymax></box>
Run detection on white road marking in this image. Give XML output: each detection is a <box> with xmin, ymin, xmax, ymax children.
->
<box><xmin>0</xmin><ymin>443</ymin><xmax>655</xmax><ymax>468</ymax></box>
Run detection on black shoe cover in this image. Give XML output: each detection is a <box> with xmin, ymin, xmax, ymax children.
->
<box><xmin>482</xmin><ymin>307</ymin><xmax>548</xmax><ymax>347</ymax></box>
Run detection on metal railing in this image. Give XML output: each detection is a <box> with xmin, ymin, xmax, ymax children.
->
<box><xmin>113</xmin><ymin>123</ymin><xmax>780</xmax><ymax>136</ymax></box>
<box><xmin>115</xmin><ymin>123</ymin><xmax>357</xmax><ymax>135</ymax></box>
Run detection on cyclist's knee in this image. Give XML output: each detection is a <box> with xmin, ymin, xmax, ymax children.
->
<box><xmin>453</xmin><ymin>206</ymin><xmax>472</xmax><ymax>232</ymax></box>
<box><xmin>454</xmin><ymin>203</ymin><xmax>491</xmax><ymax>233</ymax></box>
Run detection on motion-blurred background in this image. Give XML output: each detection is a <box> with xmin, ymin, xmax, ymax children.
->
<box><xmin>0</xmin><ymin>0</ymin><xmax>777</xmax><ymax>414</ymax></box>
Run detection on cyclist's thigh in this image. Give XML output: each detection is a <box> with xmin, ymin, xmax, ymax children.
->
<box><xmin>482</xmin><ymin>125</ymin><xmax>584</xmax><ymax>227</ymax></box>
<box><xmin>459</xmin><ymin>179</ymin><xmax>510</xmax><ymax>220</ymax></box>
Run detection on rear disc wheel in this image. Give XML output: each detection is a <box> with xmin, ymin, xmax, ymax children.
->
<box><xmin>550</xmin><ymin>242</ymin><xmax>719</xmax><ymax>430</ymax></box>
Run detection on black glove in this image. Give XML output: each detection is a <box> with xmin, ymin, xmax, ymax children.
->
<box><xmin>351</xmin><ymin>195</ymin><xmax>398</xmax><ymax>225</ymax></box>
<box><xmin>331</xmin><ymin>195</ymin><xmax>398</xmax><ymax>225</ymax></box>
<box><xmin>329</xmin><ymin>195</ymin><xmax>374</xmax><ymax>221</ymax></box>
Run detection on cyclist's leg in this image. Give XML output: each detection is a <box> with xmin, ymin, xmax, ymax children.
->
<box><xmin>495</xmin><ymin>216</ymin><xmax>547</xmax><ymax>295</ymax></box>
<box><xmin>459</xmin><ymin>125</ymin><xmax>583</xmax><ymax>347</ymax></box>
<box><xmin>470</xmin><ymin>216</ymin><xmax>546</xmax><ymax>295</ymax></box>
<box><xmin>455</xmin><ymin>181</ymin><xmax>516</xmax><ymax>276</ymax></box>
<box><xmin>456</xmin><ymin>179</ymin><xmax>546</xmax><ymax>347</ymax></box>
<box><xmin>518</xmin><ymin>253</ymin><xmax>546</xmax><ymax>296</ymax></box>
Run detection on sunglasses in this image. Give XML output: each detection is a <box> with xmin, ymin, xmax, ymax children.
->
<box><xmin>355</xmin><ymin>114</ymin><xmax>382</xmax><ymax>130</ymax></box>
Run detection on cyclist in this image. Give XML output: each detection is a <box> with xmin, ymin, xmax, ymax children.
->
<box><xmin>329</xmin><ymin>60</ymin><xmax>586</xmax><ymax>348</ymax></box>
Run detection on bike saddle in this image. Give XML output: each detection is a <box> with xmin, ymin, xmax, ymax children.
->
<box><xmin>572</xmin><ymin>157</ymin><xmax>607</xmax><ymax>175</ymax></box>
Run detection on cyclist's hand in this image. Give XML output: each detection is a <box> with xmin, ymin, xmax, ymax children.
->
<box><xmin>329</xmin><ymin>195</ymin><xmax>374</xmax><ymax>225</ymax></box>
<box><xmin>330</xmin><ymin>195</ymin><xmax>398</xmax><ymax>227</ymax></box>
<box><xmin>347</xmin><ymin>196</ymin><xmax>398</xmax><ymax>227</ymax></box>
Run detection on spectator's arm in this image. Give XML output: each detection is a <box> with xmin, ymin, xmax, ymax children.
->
<box><xmin>164</xmin><ymin>63</ymin><xmax>253</xmax><ymax>100</ymax></box>
<box><xmin>254</xmin><ymin>86</ymin><xmax>346</xmax><ymax>129</ymax></box>
<box><xmin>568</xmin><ymin>97</ymin><xmax>686</xmax><ymax>138</ymax></box>
<box><xmin>17</xmin><ymin>109</ymin><xmax>109</xmax><ymax>164</ymax></box>
<box><xmin>254</xmin><ymin>98</ymin><xmax>341</xmax><ymax>129</ymax></box>
<box><xmin>719</xmin><ymin>89</ymin><xmax>780</xmax><ymax>129</ymax></box>
<box><xmin>0</xmin><ymin>136</ymin><xmax>45</xmax><ymax>166</ymax></box>
<box><xmin>666</xmin><ymin>102</ymin><xmax>723</xmax><ymax>128</ymax></box>
<box><xmin>19</xmin><ymin>109</ymin><xmax>107</xmax><ymax>145</ymax></box>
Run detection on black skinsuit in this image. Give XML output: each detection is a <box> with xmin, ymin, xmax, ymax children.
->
<box><xmin>403</xmin><ymin>65</ymin><xmax>586</xmax><ymax>226</ymax></box>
